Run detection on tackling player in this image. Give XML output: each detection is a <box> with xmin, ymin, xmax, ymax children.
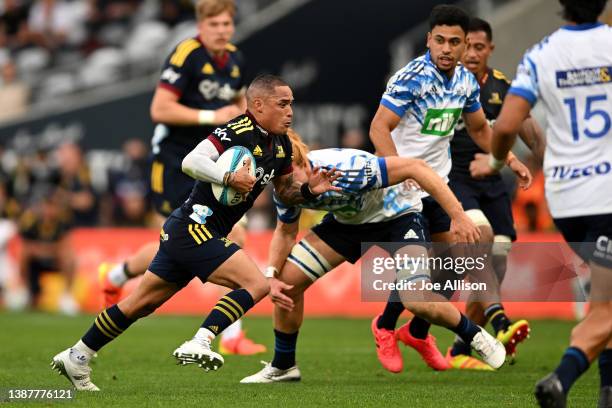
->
<box><xmin>50</xmin><ymin>75</ymin><xmax>339</xmax><ymax>391</ymax></box>
<box><xmin>240</xmin><ymin>130</ymin><xmax>506</xmax><ymax>383</ymax></box>
<box><xmin>469</xmin><ymin>1</ymin><xmax>612</xmax><ymax>406</ymax></box>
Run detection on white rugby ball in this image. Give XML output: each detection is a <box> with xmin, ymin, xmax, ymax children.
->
<box><xmin>212</xmin><ymin>146</ymin><xmax>256</xmax><ymax>206</ymax></box>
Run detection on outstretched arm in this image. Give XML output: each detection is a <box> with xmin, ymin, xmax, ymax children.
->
<box><xmin>384</xmin><ymin>157</ymin><xmax>480</xmax><ymax>243</ymax></box>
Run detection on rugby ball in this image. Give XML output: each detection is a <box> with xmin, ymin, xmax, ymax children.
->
<box><xmin>212</xmin><ymin>146</ymin><xmax>256</xmax><ymax>206</ymax></box>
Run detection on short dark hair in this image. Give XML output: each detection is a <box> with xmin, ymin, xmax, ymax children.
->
<box><xmin>246</xmin><ymin>74</ymin><xmax>289</xmax><ymax>100</ymax></box>
<box><xmin>429</xmin><ymin>5</ymin><xmax>470</xmax><ymax>34</ymax></box>
<box><xmin>468</xmin><ymin>17</ymin><xmax>493</xmax><ymax>41</ymax></box>
<box><xmin>559</xmin><ymin>0</ymin><xmax>606</xmax><ymax>24</ymax></box>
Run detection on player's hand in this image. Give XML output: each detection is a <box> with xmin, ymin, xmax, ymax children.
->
<box><xmin>450</xmin><ymin>212</ymin><xmax>481</xmax><ymax>243</ymax></box>
<box><xmin>403</xmin><ymin>178</ymin><xmax>422</xmax><ymax>191</ymax></box>
<box><xmin>307</xmin><ymin>166</ymin><xmax>343</xmax><ymax>195</ymax></box>
<box><xmin>214</xmin><ymin>104</ymin><xmax>243</xmax><ymax>124</ymax></box>
<box><xmin>268</xmin><ymin>278</ymin><xmax>294</xmax><ymax>311</ymax></box>
<box><xmin>469</xmin><ymin>153</ymin><xmax>497</xmax><ymax>179</ymax></box>
<box><xmin>507</xmin><ymin>156</ymin><xmax>533</xmax><ymax>190</ymax></box>
<box><xmin>229</xmin><ymin>157</ymin><xmax>256</xmax><ymax>193</ymax></box>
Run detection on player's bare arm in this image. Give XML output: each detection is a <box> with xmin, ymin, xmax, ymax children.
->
<box><xmin>518</xmin><ymin>116</ymin><xmax>545</xmax><ymax>163</ymax></box>
<box><xmin>369</xmin><ymin>104</ymin><xmax>401</xmax><ymax>156</ymax></box>
<box><xmin>267</xmin><ymin>218</ymin><xmax>299</xmax><ymax>311</ymax></box>
<box><xmin>385</xmin><ymin>157</ymin><xmax>480</xmax><ymax>243</ymax></box>
<box><xmin>150</xmin><ymin>87</ymin><xmax>243</xmax><ymax>126</ymax></box>
<box><xmin>465</xmin><ymin>106</ymin><xmax>532</xmax><ymax>187</ymax></box>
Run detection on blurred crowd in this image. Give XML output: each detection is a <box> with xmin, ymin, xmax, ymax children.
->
<box><xmin>0</xmin><ymin>0</ymin><xmax>274</xmax><ymax>119</ymax></box>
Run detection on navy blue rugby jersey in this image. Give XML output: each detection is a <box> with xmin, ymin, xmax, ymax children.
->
<box><xmin>180</xmin><ymin>113</ymin><xmax>293</xmax><ymax>236</ymax></box>
<box><xmin>156</xmin><ymin>38</ymin><xmax>246</xmax><ymax>155</ymax></box>
<box><xmin>450</xmin><ymin>68</ymin><xmax>510</xmax><ymax>179</ymax></box>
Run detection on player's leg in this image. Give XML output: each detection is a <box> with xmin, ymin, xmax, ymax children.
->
<box><xmin>446</xmin><ymin>208</ymin><xmax>503</xmax><ymax>369</ymax></box>
<box><xmin>598</xmin><ymin>336</ymin><xmax>612</xmax><ymax>408</ymax></box>
<box><xmin>536</xmin><ymin>214</ymin><xmax>612</xmax><ymax>407</ymax></box>
<box><xmin>373</xmin><ymin>198</ymin><xmax>448</xmax><ymax>343</ymax></box>
<box><xmin>373</xmin><ymin>199</ymin><xmax>454</xmax><ymax>371</ymax></box>
<box><xmin>173</xmin><ymin>248</ymin><xmax>269</xmax><ymax>371</ymax></box>
<box><xmin>99</xmin><ymin>153</ymin><xmax>192</xmax><ymax>306</ymax></box>
<box><xmin>218</xmin><ymin>218</ymin><xmax>267</xmax><ymax>356</ymax></box>
<box><xmin>479</xmin><ymin>181</ymin><xmax>530</xmax><ymax>361</ymax></box>
<box><xmin>51</xmin><ymin>268</ymin><xmax>181</xmax><ymax>391</ymax></box>
<box><xmin>241</xmin><ymin>230</ymin><xmax>345</xmax><ymax>383</ymax></box>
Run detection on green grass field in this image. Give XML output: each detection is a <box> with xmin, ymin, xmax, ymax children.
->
<box><xmin>0</xmin><ymin>312</ymin><xmax>599</xmax><ymax>407</ymax></box>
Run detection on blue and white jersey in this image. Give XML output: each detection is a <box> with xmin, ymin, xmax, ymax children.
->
<box><xmin>510</xmin><ymin>23</ymin><xmax>612</xmax><ymax>218</ymax></box>
<box><xmin>275</xmin><ymin>148</ymin><xmax>422</xmax><ymax>224</ymax></box>
<box><xmin>381</xmin><ymin>51</ymin><xmax>481</xmax><ymax>189</ymax></box>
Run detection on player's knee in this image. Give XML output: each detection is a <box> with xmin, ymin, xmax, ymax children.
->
<box><xmin>403</xmin><ymin>301</ymin><xmax>437</xmax><ymax>320</ymax></box>
<box><xmin>466</xmin><ymin>209</ymin><xmax>493</xmax><ymax>242</ymax></box>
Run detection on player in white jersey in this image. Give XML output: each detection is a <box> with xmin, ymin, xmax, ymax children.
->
<box><xmin>469</xmin><ymin>1</ymin><xmax>612</xmax><ymax>407</ymax></box>
<box><xmin>240</xmin><ymin>130</ymin><xmax>506</xmax><ymax>383</ymax></box>
<box><xmin>369</xmin><ymin>4</ymin><xmax>532</xmax><ymax>374</ymax></box>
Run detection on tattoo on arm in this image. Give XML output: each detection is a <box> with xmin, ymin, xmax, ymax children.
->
<box><xmin>275</xmin><ymin>174</ymin><xmax>305</xmax><ymax>205</ymax></box>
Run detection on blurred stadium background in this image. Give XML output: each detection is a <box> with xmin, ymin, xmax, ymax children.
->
<box><xmin>0</xmin><ymin>0</ymin><xmax>611</xmax><ymax>316</ymax></box>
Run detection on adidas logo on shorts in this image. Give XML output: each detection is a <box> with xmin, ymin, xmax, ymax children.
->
<box><xmin>404</xmin><ymin>229</ymin><xmax>419</xmax><ymax>240</ymax></box>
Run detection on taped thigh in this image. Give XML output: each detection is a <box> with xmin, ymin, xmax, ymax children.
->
<box><xmin>287</xmin><ymin>239</ymin><xmax>333</xmax><ymax>282</ymax></box>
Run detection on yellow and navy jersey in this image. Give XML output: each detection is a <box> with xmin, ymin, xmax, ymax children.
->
<box><xmin>18</xmin><ymin>210</ymin><xmax>70</xmax><ymax>243</ymax></box>
<box><xmin>180</xmin><ymin>113</ymin><xmax>293</xmax><ymax>236</ymax></box>
<box><xmin>450</xmin><ymin>68</ymin><xmax>510</xmax><ymax>178</ymax></box>
<box><xmin>157</xmin><ymin>37</ymin><xmax>247</xmax><ymax>154</ymax></box>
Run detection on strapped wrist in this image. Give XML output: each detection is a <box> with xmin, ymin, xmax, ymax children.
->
<box><xmin>488</xmin><ymin>154</ymin><xmax>505</xmax><ymax>171</ymax></box>
<box><xmin>198</xmin><ymin>110</ymin><xmax>215</xmax><ymax>125</ymax></box>
<box><xmin>300</xmin><ymin>183</ymin><xmax>318</xmax><ymax>201</ymax></box>
<box><xmin>264</xmin><ymin>266</ymin><xmax>278</xmax><ymax>278</ymax></box>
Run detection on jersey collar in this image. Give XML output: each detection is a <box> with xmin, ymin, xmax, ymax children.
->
<box><xmin>245</xmin><ymin>111</ymin><xmax>270</xmax><ymax>136</ymax></box>
<box><xmin>561</xmin><ymin>22</ymin><xmax>604</xmax><ymax>31</ymax></box>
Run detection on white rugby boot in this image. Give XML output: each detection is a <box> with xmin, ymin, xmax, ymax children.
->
<box><xmin>173</xmin><ymin>339</ymin><xmax>224</xmax><ymax>372</ymax></box>
<box><xmin>240</xmin><ymin>361</ymin><xmax>301</xmax><ymax>383</ymax></box>
<box><xmin>50</xmin><ymin>348</ymin><xmax>99</xmax><ymax>391</ymax></box>
<box><xmin>470</xmin><ymin>327</ymin><xmax>506</xmax><ymax>369</ymax></box>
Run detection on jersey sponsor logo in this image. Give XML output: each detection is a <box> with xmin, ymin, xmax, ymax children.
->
<box><xmin>253</xmin><ymin>145</ymin><xmax>263</xmax><ymax>156</ymax></box>
<box><xmin>421</xmin><ymin>108</ymin><xmax>462</xmax><ymax>136</ymax></box>
<box><xmin>198</xmin><ymin>80</ymin><xmax>238</xmax><ymax>101</ymax></box>
<box><xmin>161</xmin><ymin>68</ymin><xmax>181</xmax><ymax>84</ymax></box>
<box><xmin>488</xmin><ymin>92</ymin><xmax>503</xmax><ymax>104</ymax></box>
<box><xmin>213</xmin><ymin>127</ymin><xmax>231</xmax><ymax>142</ymax></box>
<box><xmin>556</xmin><ymin>66</ymin><xmax>612</xmax><ymax>88</ymax></box>
<box><xmin>595</xmin><ymin>236</ymin><xmax>612</xmax><ymax>260</ymax></box>
<box><xmin>276</xmin><ymin>145</ymin><xmax>286</xmax><ymax>158</ymax></box>
<box><xmin>255</xmin><ymin>167</ymin><xmax>275</xmax><ymax>185</ymax></box>
<box><xmin>202</xmin><ymin>63</ymin><xmax>214</xmax><ymax>75</ymax></box>
<box><xmin>551</xmin><ymin>161</ymin><xmax>611</xmax><ymax>180</ymax></box>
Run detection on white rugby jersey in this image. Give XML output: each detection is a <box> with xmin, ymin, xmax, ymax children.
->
<box><xmin>510</xmin><ymin>22</ymin><xmax>612</xmax><ymax>218</ymax></box>
<box><xmin>274</xmin><ymin>148</ymin><xmax>422</xmax><ymax>225</ymax></box>
<box><xmin>381</xmin><ymin>51</ymin><xmax>481</xmax><ymax>189</ymax></box>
